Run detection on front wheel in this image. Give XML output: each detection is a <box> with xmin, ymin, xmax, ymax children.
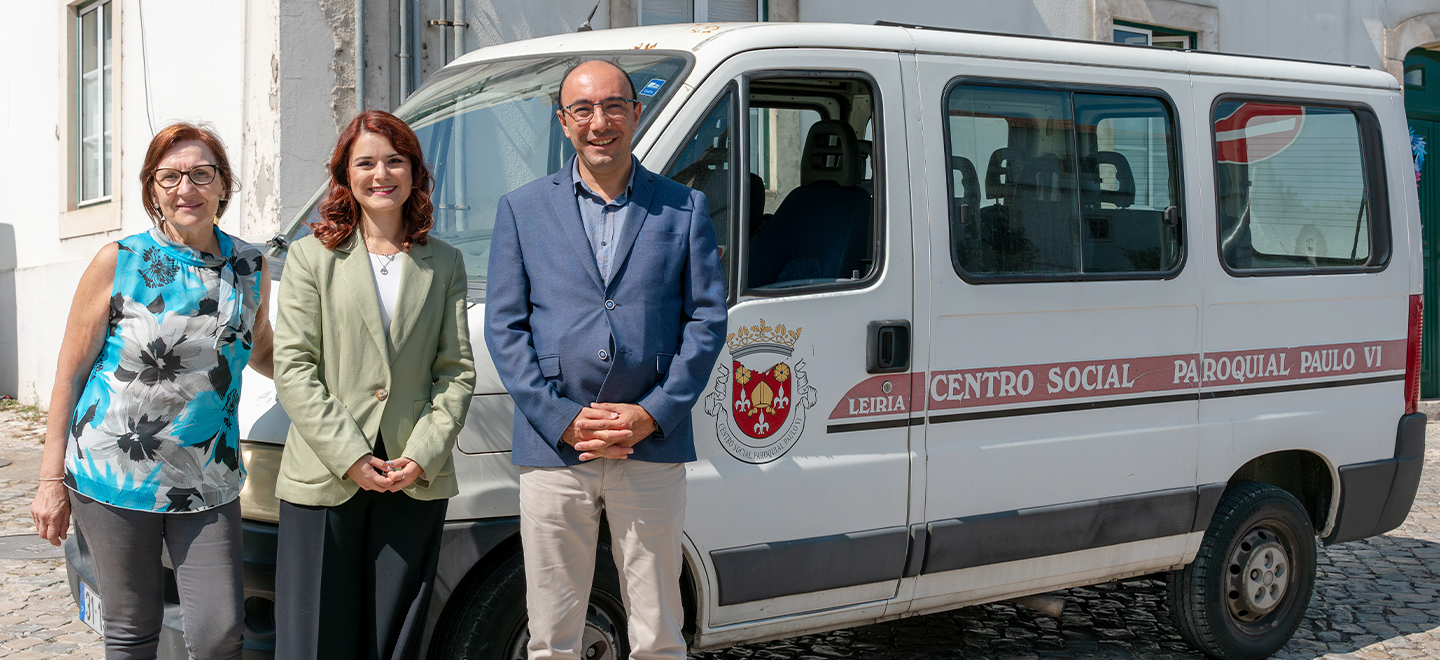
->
<box><xmin>429</xmin><ymin>545</ymin><xmax>629</xmax><ymax>660</ymax></box>
<box><xmin>1168</xmin><ymin>481</ymin><xmax>1317</xmax><ymax>660</ymax></box>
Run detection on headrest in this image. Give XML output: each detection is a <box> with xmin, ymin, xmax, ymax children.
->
<box><xmin>950</xmin><ymin>155</ymin><xmax>979</xmax><ymax>204</ymax></box>
<box><xmin>857</xmin><ymin>139</ymin><xmax>874</xmax><ymax>172</ymax></box>
<box><xmin>985</xmin><ymin>148</ymin><xmax>1025</xmax><ymax>200</ymax></box>
<box><xmin>801</xmin><ymin>120</ymin><xmax>861</xmax><ymax>187</ymax></box>
<box><xmin>1090</xmin><ymin>151</ymin><xmax>1135</xmax><ymax>208</ymax></box>
<box><xmin>1025</xmin><ymin>153</ymin><xmax>1064</xmax><ymax>201</ymax></box>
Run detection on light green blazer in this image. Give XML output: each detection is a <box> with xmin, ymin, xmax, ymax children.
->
<box><xmin>273</xmin><ymin>232</ymin><xmax>475</xmax><ymax>506</ymax></box>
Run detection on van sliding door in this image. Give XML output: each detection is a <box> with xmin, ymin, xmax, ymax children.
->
<box><xmin>904</xmin><ymin>53</ymin><xmax>1205</xmax><ymax>614</ymax></box>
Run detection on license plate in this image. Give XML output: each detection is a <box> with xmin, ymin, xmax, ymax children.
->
<box><xmin>77</xmin><ymin>580</ymin><xmax>105</xmax><ymax>634</ymax></box>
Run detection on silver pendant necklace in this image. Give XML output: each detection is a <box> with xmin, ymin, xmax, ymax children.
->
<box><xmin>372</xmin><ymin>251</ymin><xmax>399</xmax><ymax>275</ymax></box>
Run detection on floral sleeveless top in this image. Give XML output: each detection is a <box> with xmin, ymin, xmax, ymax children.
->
<box><xmin>65</xmin><ymin>228</ymin><xmax>264</xmax><ymax>513</ymax></box>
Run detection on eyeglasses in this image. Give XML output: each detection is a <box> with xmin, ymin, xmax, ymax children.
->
<box><xmin>153</xmin><ymin>165</ymin><xmax>219</xmax><ymax>189</ymax></box>
<box><xmin>562</xmin><ymin>98</ymin><xmax>638</xmax><ymax>124</ymax></box>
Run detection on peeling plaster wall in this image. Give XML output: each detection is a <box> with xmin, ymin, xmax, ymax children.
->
<box><xmin>320</xmin><ymin>0</ymin><xmax>358</xmax><ymax>129</ymax></box>
<box><xmin>276</xmin><ymin>1</ymin><xmax>351</xmax><ymax>231</ymax></box>
<box><xmin>242</xmin><ymin>0</ymin><xmax>283</xmax><ymax>237</ymax></box>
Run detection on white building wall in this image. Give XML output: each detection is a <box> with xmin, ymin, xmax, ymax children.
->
<box><xmin>2</xmin><ymin>0</ymin><xmax>284</xmax><ymax>405</ymax></box>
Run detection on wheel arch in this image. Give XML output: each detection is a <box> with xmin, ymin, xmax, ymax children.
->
<box><xmin>1227</xmin><ymin>450</ymin><xmax>1336</xmax><ymax>537</ymax></box>
<box><xmin>423</xmin><ymin>516</ymin><xmax>706</xmax><ymax>655</ymax></box>
<box><xmin>424</xmin><ymin>518</ymin><xmax>524</xmax><ymax>658</ymax></box>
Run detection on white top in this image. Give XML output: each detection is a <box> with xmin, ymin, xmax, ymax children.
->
<box><xmin>369</xmin><ymin>251</ymin><xmax>403</xmax><ymax>336</ymax></box>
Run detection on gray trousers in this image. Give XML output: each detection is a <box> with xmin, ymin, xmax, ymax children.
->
<box><xmin>69</xmin><ymin>491</ymin><xmax>244</xmax><ymax>660</ymax></box>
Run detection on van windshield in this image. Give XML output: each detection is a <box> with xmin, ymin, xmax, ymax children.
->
<box><xmin>277</xmin><ymin>52</ymin><xmax>691</xmax><ymax>284</ymax></box>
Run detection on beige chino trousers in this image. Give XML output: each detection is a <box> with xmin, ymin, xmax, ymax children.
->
<box><xmin>519</xmin><ymin>460</ymin><xmax>687</xmax><ymax>660</ymax></box>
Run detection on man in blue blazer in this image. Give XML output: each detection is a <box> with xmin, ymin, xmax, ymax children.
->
<box><xmin>484</xmin><ymin>60</ymin><xmax>727</xmax><ymax>660</ymax></box>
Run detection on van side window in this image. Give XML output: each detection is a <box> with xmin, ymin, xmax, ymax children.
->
<box><xmin>665</xmin><ymin>89</ymin><xmax>736</xmax><ymax>295</ymax></box>
<box><xmin>945</xmin><ymin>84</ymin><xmax>1182</xmax><ymax>280</ymax></box>
<box><xmin>745</xmin><ymin>76</ymin><xmax>880</xmax><ymax>291</ymax></box>
<box><xmin>1212</xmin><ymin>100</ymin><xmax>1390</xmax><ymax>272</ymax></box>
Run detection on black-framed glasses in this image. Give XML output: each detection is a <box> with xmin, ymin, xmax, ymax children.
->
<box><xmin>562</xmin><ymin>98</ymin><xmax>638</xmax><ymax>124</ymax></box>
<box><xmin>153</xmin><ymin>165</ymin><xmax>219</xmax><ymax>189</ymax></box>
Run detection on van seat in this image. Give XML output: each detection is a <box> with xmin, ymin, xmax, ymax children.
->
<box><xmin>748</xmin><ymin>120</ymin><xmax>872</xmax><ymax>287</ymax></box>
<box><xmin>748</xmin><ymin>172</ymin><xmax>769</xmax><ymax>238</ymax></box>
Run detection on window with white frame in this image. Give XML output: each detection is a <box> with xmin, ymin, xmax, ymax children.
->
<box><xmin>638</xmin><ymin>0</ymin><xmax>762</xmax><ymax>24</ymax></box>
<box><xmin>1113</xmin><ymin>21</ymin><xmax>1193</xmax><ymax>50</ymax></box>
<box><xmin>77</xmin><ymin>0</ymin><xmax>113</xmax><ymax>204</ymax></box>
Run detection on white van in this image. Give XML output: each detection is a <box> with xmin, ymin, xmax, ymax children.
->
<box><xmin>65</xmin><ymin>22</ymin><xmax>1426</xmax><ymax>660</ymax></box>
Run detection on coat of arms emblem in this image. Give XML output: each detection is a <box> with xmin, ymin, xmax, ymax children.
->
<box><xmin>704</xmin><ymin>319</ymin><xmax>816</xmax><ymax>464</ymax></box>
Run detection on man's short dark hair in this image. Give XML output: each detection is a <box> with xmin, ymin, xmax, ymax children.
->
<box><xmin>558</xmin><ymin>59</ymin><xmax>638</xmax><ymax>104</ymax></box>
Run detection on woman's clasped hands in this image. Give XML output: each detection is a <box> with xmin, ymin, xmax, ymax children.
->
<box><xmin>345</xmin><ymin>454</ymin><xmax>424</xmax><ymax>492</ymax></box>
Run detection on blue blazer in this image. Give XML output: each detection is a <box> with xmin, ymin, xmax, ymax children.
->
<box><xmin>485</xmin><ymin>157</ymin><xmax>728</xmax><ymax>467</ymax></box>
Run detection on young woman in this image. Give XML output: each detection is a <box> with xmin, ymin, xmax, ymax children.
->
<box><xmin>272</xmin><ymin>110</ymin><xmax>475</xmax><ymax>660</ymax></box>
<box><xmin>30</xmin><ymin>122</ymin><xmax>272</xmax><ymax>659</ymax></box>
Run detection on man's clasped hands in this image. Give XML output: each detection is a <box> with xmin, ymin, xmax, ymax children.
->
<box><xmin>563</xmin><ymin>402</ymin><xmax>657</xmax><ymax>461</ymax></box>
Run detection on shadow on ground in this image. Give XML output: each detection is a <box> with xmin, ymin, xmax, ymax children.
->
<box><xmin>689</xmin><ymin>534</ymin><xmax>1440</xmax><ymax>660</ymax></box>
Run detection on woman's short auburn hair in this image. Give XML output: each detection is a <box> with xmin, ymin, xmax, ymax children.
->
<box><xmin>139</xmin><ymin>122</ymin><xmax>235</xmax><ymax>225</ymax></box>
<box><xmin>312</xmin><ymin>110</ymin><xmax>434</xmax><ymax>251</ymax></box>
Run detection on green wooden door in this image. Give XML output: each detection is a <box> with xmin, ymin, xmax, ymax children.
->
<box><xmin>1415</xmin><ymin>119</ymin><xmax>1439</xmax><ymax>398</ymax></box>
<box><xmin>1405</xmin><ymin>49</ymin><xmax>1440</xmax><ymax>398</ymax></box>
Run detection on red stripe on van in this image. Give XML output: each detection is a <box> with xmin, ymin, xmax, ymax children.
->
<box><xmin>827</xmin><ymin>338</ymin><xmax>1410</xmax><ymax>421</ymax></box>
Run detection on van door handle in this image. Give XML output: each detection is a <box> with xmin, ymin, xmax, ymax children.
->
<box><xmin>867</xmin><ymin>320</ymin><xmax>911</xmax><ymax>374</ymax></box>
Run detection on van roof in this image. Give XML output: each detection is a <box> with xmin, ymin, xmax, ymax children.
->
<box><xmin>447</xmin><ymin>22</ymin><xmax>1400</xmax><ymax>91</ymax></box>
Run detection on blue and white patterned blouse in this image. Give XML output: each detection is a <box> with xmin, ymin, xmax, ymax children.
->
<box><xmin>65</xmin><ymin>227</ymin><xmax>264</xmax><ymax>513</ymax></box>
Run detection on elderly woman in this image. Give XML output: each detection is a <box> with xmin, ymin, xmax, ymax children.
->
<box><xmin>272</xmin><ymin>110</ymin><xmax>474</xmax><ymax>660</ymax></box>
<box><xmin>29</xmin><ymin>122</ymin><xmax>272</xmax><ymax>659</ymax></box>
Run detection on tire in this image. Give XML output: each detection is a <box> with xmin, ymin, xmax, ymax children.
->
<box><xmin>428</xmin><ymin>545</ymin><xmax>629</xmax><ymax>660</ymax></box>
<box><xmin>1167</xmin><ymin>481</ymin><xmax>1317</xmax><ymax>660</ymax></box>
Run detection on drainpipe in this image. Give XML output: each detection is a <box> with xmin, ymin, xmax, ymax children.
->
<box><xmin>399</xmin><ymin>0</ymin><xmax>413</xmax><ymax>99</ymax></box>
<box><xmin>452</xmin><ymin>0</ymin><xmax>465</xmax><ymax>62</ymax></box>
<box><xmin>354</xmin><ymin>0</ymin><xmax>365</xmax><ymax>114</ymax></box>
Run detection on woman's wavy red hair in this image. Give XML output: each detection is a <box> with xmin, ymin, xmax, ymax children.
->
<box><xmin>312</xmin><ymin>110</ymin><xmax>434</xmax><ymax>251</ymax></box>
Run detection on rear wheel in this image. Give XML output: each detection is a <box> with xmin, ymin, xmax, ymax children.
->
<box><xmin>429</xmin><ymin>546</ymin><xmax>629</xmax><ymax>660</ymax></box>
<box><xmin>1168</xmin><ymin>481</ymin><xmax>1316</xmax><ymax>660</ymax></box>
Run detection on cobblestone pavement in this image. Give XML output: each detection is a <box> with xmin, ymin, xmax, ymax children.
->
<box><xmin>0</xmin><ymin>406</ymin><xmax>102</xmax><ymax>659</ymax></box>
<box><xmin>1</xmin><ymin>405</ymin><xmax>1440</xmax><ymax>659</ymax></box>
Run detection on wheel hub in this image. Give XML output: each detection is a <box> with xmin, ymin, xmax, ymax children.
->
<box><xmin>509</xmin><ymin>602</ymin><xmax>623</xmax><ymax>660</ymax></box>
<box><xmin>1226</xmin><ymin>527</ymin><xmax>1290</xmax><ymax>623</ymax></box>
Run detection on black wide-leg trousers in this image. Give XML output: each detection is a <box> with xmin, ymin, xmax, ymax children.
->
<box><xmin>274</xmin><ymin>490</ymin><xmax>448</xmax><ymax>660</ymax></box>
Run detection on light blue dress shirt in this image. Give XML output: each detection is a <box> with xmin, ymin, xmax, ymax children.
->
<box><xmin>572</xmin><ymin>157</ymin><xmax>638</xmax><ymax>284</ymax></box>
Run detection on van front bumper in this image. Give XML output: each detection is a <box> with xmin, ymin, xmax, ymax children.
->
<box><xmin>63</xmin><ymin>518</ymin><xmax>279</xmax><ymax>659</ymax></box>
<box><xmin>1324</xmin><ymin>412</ymin><xmax>1427</xmax><ymax>544</ymax></box>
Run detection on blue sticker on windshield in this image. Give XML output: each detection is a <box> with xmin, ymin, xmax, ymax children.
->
<box><xmin>639</xmin><ymin>79</ymin><xmax>666</xmax><ymax>97</ymax></box>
